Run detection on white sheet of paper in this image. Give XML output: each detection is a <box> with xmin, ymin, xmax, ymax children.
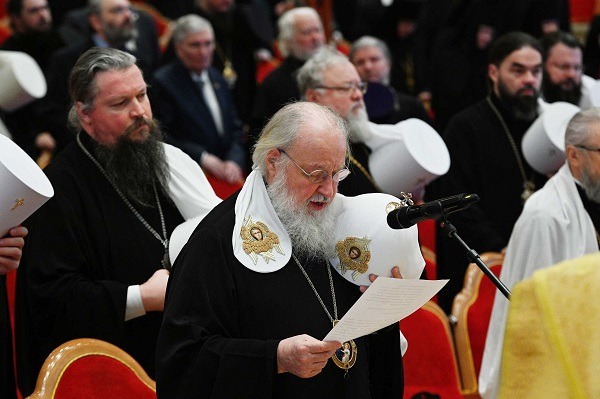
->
<box><xmin>323</xmin><ymin>277</ymin><xmax>448</xmax><ymax>343</ymax></box>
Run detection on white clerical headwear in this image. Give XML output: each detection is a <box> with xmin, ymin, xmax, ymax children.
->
<box><xmin>579</xmin><ymin>75</ymin><xmax>600</xmax><ymax>110</ymax></box>
<box><xmin>522</xmin><ymin>101</ymin><xmax>580</xmax><ymax>175</ymax></box>
<box><xmin>0</xmin><ymin>134</ymin><xmax>53</xmax><ymax>236</ymax></box>
<box><xmin>329</xmin><ymin>193</ymin><xmax>425</xmax><ymax>286</ymax></box>
<box><xmin>366</xmin><ymin>119</ymin><xmax>450</xmax><ymax>197</ymax></box>
<box><xmin>0</xmin><ymin>51</ymin><xmax>46</xmax><ymax>112</ymax></box>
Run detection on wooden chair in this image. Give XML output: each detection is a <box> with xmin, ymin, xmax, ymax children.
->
<box><xmin>26</xmin><ymin>338</ymin><xmax>156</xmax><ymax>399</ymax></box>
<box><xmin>450</xmin><ymin>253</ymin><xmax>504</xmax><ymax>399</ymax></box>
<box><xmin>402</xmin><ymin>301</ymin><xmax>463</xmax><ymax>399</ymax></box>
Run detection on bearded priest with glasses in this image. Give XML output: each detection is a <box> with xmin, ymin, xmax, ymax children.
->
<box><xmin>157</xmin><ymin>101</ymin><xmax>425</xmax><ymax>399</ymax></box>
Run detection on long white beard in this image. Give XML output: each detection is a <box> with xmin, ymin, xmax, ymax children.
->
<box><xmin>580</xmin><ymin>166</ymin><xmax>600</xmax><ymax>204</ymax></box>
<box><xmin>346</xmin><ymin>106</ymin><xmax>372</xmax><ymax>143</ymax></box>
<box><xmin>267</xmin><ymin>171</ymin><xmax>340</xmax><ymax>261</ymax></box>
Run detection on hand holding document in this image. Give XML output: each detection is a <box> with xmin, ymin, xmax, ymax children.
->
<box><xmin>324</xmin><ymin>277</ymin><xmax>448</xmax><ymax>343</ymax></box>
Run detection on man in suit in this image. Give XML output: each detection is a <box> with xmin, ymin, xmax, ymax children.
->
<box><xmin>153</xmin><ymin>14</ymin><xmax>245</xmax><ymax>185</ymax></box>
<box><xmin>37</xmin><ymin>0</ymin><xmax>160</xmax><ymax>156</ymax></box>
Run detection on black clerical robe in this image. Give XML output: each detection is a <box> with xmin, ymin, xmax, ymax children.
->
<box><xmin>338</xmin><ymin>142</ymin><xmax>380</xmax><ymax>197</ymax></box>
<box><xmin>15</xmin><ymin>134</ymin><xmax>184</xmax><ymax>396</ymax></box>
<box><xmin>157</xmin><ymin>193</ymin><xmax>403</xmax><ymax>399</ymax></box>
<box><xmin>435</xmin><ymin>93</ymin><xmax>546</xmax><ymax>312</ymax></box>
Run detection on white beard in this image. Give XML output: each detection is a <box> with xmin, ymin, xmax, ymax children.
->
<box><xmin>267</xmin><ymin>170</ymin><xmax>340</xmax><ymax>261</ymax></box>
<box><xmin>580</xmin><ymin>165</ymin><xmax>600</xmax><ymax>204</ymax></box>
<box><xmin>346</xmin><ymin>105</ymin><xmax>372</xmax><ymax>143</ymax></box>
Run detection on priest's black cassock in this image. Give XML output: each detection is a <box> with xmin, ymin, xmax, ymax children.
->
<box><xmin>436</xmin><ymin>92</ymin><xmax>546</xmax><ymax>312</ymax></box>
<box><xmin>338</xmin><ymin>142</ymin><xmax>380</xmax><ymax>197</ymax></box>
<box><xmin>156</xmin><ymin>193</ymin><xmax>403</xmax><ymax>399</ymax></box>
<box><xmin>15</xmin><ymin>133</ymin><xmax>184</xmax><ymax>396</ymax></box>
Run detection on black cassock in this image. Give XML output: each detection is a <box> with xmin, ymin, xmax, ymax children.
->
<box><xmin>15</xmin><ymin>134</ymin><xmax>184</xmax><ymax>396</ymax></box>
<box><xmin>157</xmin><ymin>193</ymin><xmax>403</xmax><ymax>399</ymax></box>
<box><xmin>435</xmin><ymin>93</ymin><xmax>547</xmax><ymax>312</ymax></box>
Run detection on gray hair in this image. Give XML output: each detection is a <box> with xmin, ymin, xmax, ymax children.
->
<box><xmin>277</xmin><ymin>7</ymin><xmax>321</xmax><ymax>58</ymax></box>
<box><xmin>349</xmin><ymin>36</ymin><xmax>392</xmax><ymax>64</ymax></box>
<box><xmin>296</xmin><ymin>47</ymin><xmax>351</xmax><ymax>96</ymax></box>
<box><xmin>252</xmin><ymin>101</ymin><xmax>349</xmax><ymax>174</ymax></box>
<box><xmin>171</xmin><ymin>14</ymin><xmax>213</xmax><ymax>46</ymax></box>
<box><xmin>68</xmin><ymin>47</ymin><xmax>137</xmax><ymax>131</ymax></box>
<box><xmin>565</xmin><ymin>108</ymin><xmax>600</xmax><ymax>147</ymax></box>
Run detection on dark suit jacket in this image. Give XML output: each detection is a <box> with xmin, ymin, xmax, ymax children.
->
<box><xmin>152</xmin><ymin>61</ymin><xmax>246</xmax><ymax>169</ymax></box>
<box><xmin>57</xmin><ymin>7</ymin><xmax>160</xmax><ymax>77</ymax></box>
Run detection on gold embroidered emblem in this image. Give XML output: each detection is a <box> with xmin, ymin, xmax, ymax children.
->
<box><xmin>11</xmin><ymin>198</ymin><xmax>25</xmax><ymax>211</ymax></box>
<box><xmin>336</xmin><ymin>237</ymin><xmax>371</xmax><ymax>281</ymax></box>
<box><xmin>241</xmin><ymin>216</ymin><xmax>284</xmax><ymax>265</ymax></box>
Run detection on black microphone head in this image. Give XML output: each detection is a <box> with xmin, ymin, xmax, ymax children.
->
<box><xmin>387</xmin><ymin>201</ymin><xmax>444</xmax><ymax>229</ymax></box>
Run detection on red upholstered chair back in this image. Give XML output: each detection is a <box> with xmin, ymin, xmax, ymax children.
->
<box><xmin>26</xmin><ymin>338</ymin><xmax>156</xmax><ymax>399</ymax></box>
<box><xmin>402</xmin><ymin>301</ymin><xmax>463</xmax><ymax>399</ymax></box>
<box><xmin>451</xmin><ymin>254</ymin><xmax>504</xmax><ymax>396</ymax></box>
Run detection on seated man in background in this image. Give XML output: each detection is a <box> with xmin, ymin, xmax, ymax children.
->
<box><xmin>250</xmin><ymin>7</ymin><xmax>325</xmax><ymax>147</ymax></box>
<box><xmin>153</xmin><ymin>14</ymin><xmax>245</xmax><ymax>185</ymax></box>
<box><xmin>349</xmin><ymin>35</ymin><xmax>431</xmax><ymax>125</ymax></box>
<box><xmin>15</xmin><ymin>48</ymin><xmax>219</xmax><ymax>397</ymax></box>
<box><xmin>480</xmin><ymin>108</ymin><xmax>600</xmax><ymax>399</ymax></box>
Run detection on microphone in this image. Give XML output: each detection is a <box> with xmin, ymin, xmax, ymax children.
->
<box><xmin>387</xmin><ymin>193</ymin><xmax>479</xmax><ymax>229</ymax></box>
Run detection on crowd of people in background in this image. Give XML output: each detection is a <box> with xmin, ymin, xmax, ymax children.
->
<box><xmin>2</xmin><ymin>0</ymin><xmax>600</xmax><ymax>398</ymax></box>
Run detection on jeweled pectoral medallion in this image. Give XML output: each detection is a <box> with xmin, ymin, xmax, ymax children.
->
<box><xmin>241</xmin><ymin>216</ymin><xmax>284</xmax><ymax>265</ymax></box>
<box><xmin>336</xmin><ymin>237</ymin><xmax>371</xmax><ymax>281</ymax></box>
<box><xmin>332</xmin><ymin>320</ymin><xmax>357</xmax><ymax>370</ymax></box>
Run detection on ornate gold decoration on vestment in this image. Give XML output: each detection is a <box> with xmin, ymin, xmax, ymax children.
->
<box><xmin>241</xmin><ymin>216</ymin><xmax>283</xmax><ymax>265</ymax></box>
<box><xmin>336</xmin><ymin>237</ymin><xmax>371</xmax><ymax>281</ymax></box>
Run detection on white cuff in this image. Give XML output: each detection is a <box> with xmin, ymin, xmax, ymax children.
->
<box><xmin>125</xmin><ymin>285</ymin><xmax>146</xmax><ymax>321</ymax></box>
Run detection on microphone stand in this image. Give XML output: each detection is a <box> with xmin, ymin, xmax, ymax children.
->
<box><xmin>439</xmin><ymin>215</ymin><xmax>511</xmax><ymax>300</ymax></box>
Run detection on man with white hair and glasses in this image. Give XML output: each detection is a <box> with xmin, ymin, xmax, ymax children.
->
<box><xmin>157</xmin><ymin>101</ymin><xmax>415</xmax><ymax>398</ymax></box>
<box><xmin>480</xmin><ymin>108</ymin><xmax>600</xmax><ymax>399</ymax></box>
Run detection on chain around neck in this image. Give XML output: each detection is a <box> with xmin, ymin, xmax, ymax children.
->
<box><xmin>291</xmin><ymin>253</ymin><xmax>338</xmax><ymax>322</ymax></box>
<box><xmin>486</xmin><ymin>96</ymin><xmax>535</xmax><ymax>198</ymax></box>
<box><xmin>76</xmin><ymin>132</ymin><xmax>168</xmax><ymax>249</ymax></box>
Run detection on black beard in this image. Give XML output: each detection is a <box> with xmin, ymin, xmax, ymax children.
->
<box><xmin>103</xmin><ymin>22</ymin><xmax>138</xmax><ymax>47</ymax></box>
<box><xmin>542</xmin><ymin>79</ymin><xmax>582</xmax><ymax>105</ymax></box>
<box><xmin>498</xmin><ymin>82</ymin><xmax>539</xmax><ymax>121</ymax></box>
<box><xmin>92</xmin><ymin>118</ymin><xmax>170</xmax><ymax>207</ymax></box>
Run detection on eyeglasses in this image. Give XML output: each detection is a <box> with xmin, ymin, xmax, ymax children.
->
<box><xmin>278</xmin><ymin>149</ymin><xmax>350</xmax><ymax>184</ymax></box>
<box><xmin>315</xmin><ymin>81</ymin><xmax>368</xmax><ymax>95</ymax></box>
<box><xmin>574</xmin><ymin>144</ymin><xmax>600</xmax><ymax>153</ymax></box>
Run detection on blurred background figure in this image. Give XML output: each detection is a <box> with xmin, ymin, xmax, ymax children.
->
<box><xmin>153</xmin><ymin>14</ymin><xmax>245</xmax><ymax>185</ymax></box>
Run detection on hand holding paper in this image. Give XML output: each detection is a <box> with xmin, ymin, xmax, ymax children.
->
<box><xmin>324</xmin><ymin>277</ymin><xmax>448</xmax><ymax>343</ymax></box>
